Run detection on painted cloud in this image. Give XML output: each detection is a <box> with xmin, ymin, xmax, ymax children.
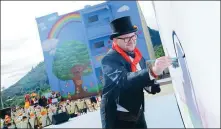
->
<box><xmin>48</xmin><ymin>16</ymin><xmax>57</xmax><ymax>21</ymax></box>
<box><xmin>42</xmin><ymin>38</ymin><xmax>59</xmax><ymax>55</ymax></box>
<box><xmin>117</xmin><ymin>5</ymin><xmax>130</xmax><ymax>12</ymax></box>
<box><xmin>38</xmin><ymin>22</ymin><xmax>47</xmax><ymax>31</ymax></box>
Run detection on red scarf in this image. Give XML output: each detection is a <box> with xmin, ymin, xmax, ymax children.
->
<box><xmin>112</xmin><ymin>42</ymin><xmax>142</xmax><ymax>72</ymax></box>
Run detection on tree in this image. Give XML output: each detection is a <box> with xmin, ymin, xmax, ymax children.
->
<box><xmin>154</xmin><ymin>44</ymin><xmax>165</xmax><ymax>58</ymax></box>
<box><xmin>1</xmin><ymin>86</ymin><xmax>5</xmax><ymax>109</ymax></box>
<box><xmin>52</xmin><ymin>41</ymin><xmax>95</xmax><ymax>99</ymax></box>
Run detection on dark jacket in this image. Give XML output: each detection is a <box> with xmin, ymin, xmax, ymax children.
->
<box><xmin>100</xmin><ymin>49</ymin><xmax>158</xmax><ymax>128</ymax></box>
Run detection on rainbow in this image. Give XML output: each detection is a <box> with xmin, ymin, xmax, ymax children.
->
<box><xmin>48</xmin><ymin>12</ymin><xmax>81</xmax><ymax>39</ymax></box>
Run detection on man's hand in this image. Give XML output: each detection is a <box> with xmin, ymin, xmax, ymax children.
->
<box><xmin>152</xmin><ymin>56</ymin><xmax>172</xmax><ymax>75</ymax></box>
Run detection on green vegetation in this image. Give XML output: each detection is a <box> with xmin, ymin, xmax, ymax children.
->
<box><xmin>154</xmin><ymin>44</ymin><xmax>165</xmax><ymax>58</ymax></box>
<box><xmin>0</xmin><ymin>62</ymin><xmax>50</xmax><ymax>109</ymax></box>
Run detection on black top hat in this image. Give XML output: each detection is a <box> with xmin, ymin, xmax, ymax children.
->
<box><xmin>110</xmin><ymin>16</ymin><xmax>138</xmax><ymax>40</ymax></box>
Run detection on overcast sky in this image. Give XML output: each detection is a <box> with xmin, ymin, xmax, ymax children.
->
<box><xmin>1</xmin><ymin>1</ymin><xmax>158</xmax><ymax>89</ymax></box>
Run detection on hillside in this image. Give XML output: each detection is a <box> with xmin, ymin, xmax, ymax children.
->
<box><xmin>0</xmin><ymin>61</ymin><xmax>50</xmax><ymax>109</ymax></box>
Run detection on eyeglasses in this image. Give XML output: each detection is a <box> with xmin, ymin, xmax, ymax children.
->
<box><xmin>116</xmin><ymin>34</ymin><xmax>137</xmax><ymax>43</ymax></box>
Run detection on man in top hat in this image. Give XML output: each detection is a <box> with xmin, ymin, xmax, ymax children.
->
<box><xmin>100</xmin><ymin>16</ymin><xmax>172</xmax><ymax>128</ymax></box>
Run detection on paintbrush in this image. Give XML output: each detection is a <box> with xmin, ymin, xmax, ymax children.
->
<box><xmin>146</xmin><ymin>55</ymin><xmax>185</xmax><ymax>68</ymax></box>
<box><xmin>146</xmin><ymin>56</ymin><xmax>184</xmax><ymax>63</ymax></box>
<box><xmin>146</xmin><ymin>48</ymin><xmax>185</xmax><ymax>68</ymax></box>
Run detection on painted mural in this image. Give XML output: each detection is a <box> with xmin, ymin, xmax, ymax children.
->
<box><xmin>36</xmin><ymin>12</ymin><xmax>100</xmax><ymax>99</ymax></box>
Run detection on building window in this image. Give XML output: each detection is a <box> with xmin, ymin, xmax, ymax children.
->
<box><xmin>94</xmin><ymin>41</ymin><xmax>104</xmax><ymax>48</ymax></box>
<box><xmin>88</xmin><ymin>15</ymin><xmax>98</xmax><ymax>23</ymax></box>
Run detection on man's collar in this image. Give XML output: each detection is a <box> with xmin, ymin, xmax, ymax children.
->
<box><xmin>125</xmin><ymin>51</ymin><xmax>135</xmax><ymax>58</ymax></box>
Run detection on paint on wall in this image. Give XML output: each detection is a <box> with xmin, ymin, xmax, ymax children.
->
<box><xmin>172</xmin><ymin>31</ymin><xmax>203</xmax><ymax>128</ymax></box>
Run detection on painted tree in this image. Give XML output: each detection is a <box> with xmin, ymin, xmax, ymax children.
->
<box><xmin>52</xmin><ymin>41</ymin><xmax>94</xmax><ymax>98</ymax></box>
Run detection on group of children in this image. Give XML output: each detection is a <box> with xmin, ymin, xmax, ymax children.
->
<box><xmin>1</xmin><ymin>95</ymin><xmax>101</xmax><ymax>129</ymax></box>
<box><xmin>24</xmin><ymin>92</ymin><xmax>62</xmax><ymax>109</ymax></box>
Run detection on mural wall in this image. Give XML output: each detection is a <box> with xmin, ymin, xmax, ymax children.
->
<box><xmin>153</xmin><ymin>1</ymin><xmax>220</xmax><ymax>128</ymax></box>
<box><xmin>35</xmin><ymin>1</ymin><xmax>152</xmax><ymax>100</ymax></box>
<box><xmin>36</xmin><ymin>12</ymin><xmax>99</xmax><ymax>99</ymax></box>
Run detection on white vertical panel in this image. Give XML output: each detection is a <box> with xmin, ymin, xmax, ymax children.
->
<box><xmin>153</xmin><ymin>1</ymin><xmax>220</xmax><ymax>128</ymax></box>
